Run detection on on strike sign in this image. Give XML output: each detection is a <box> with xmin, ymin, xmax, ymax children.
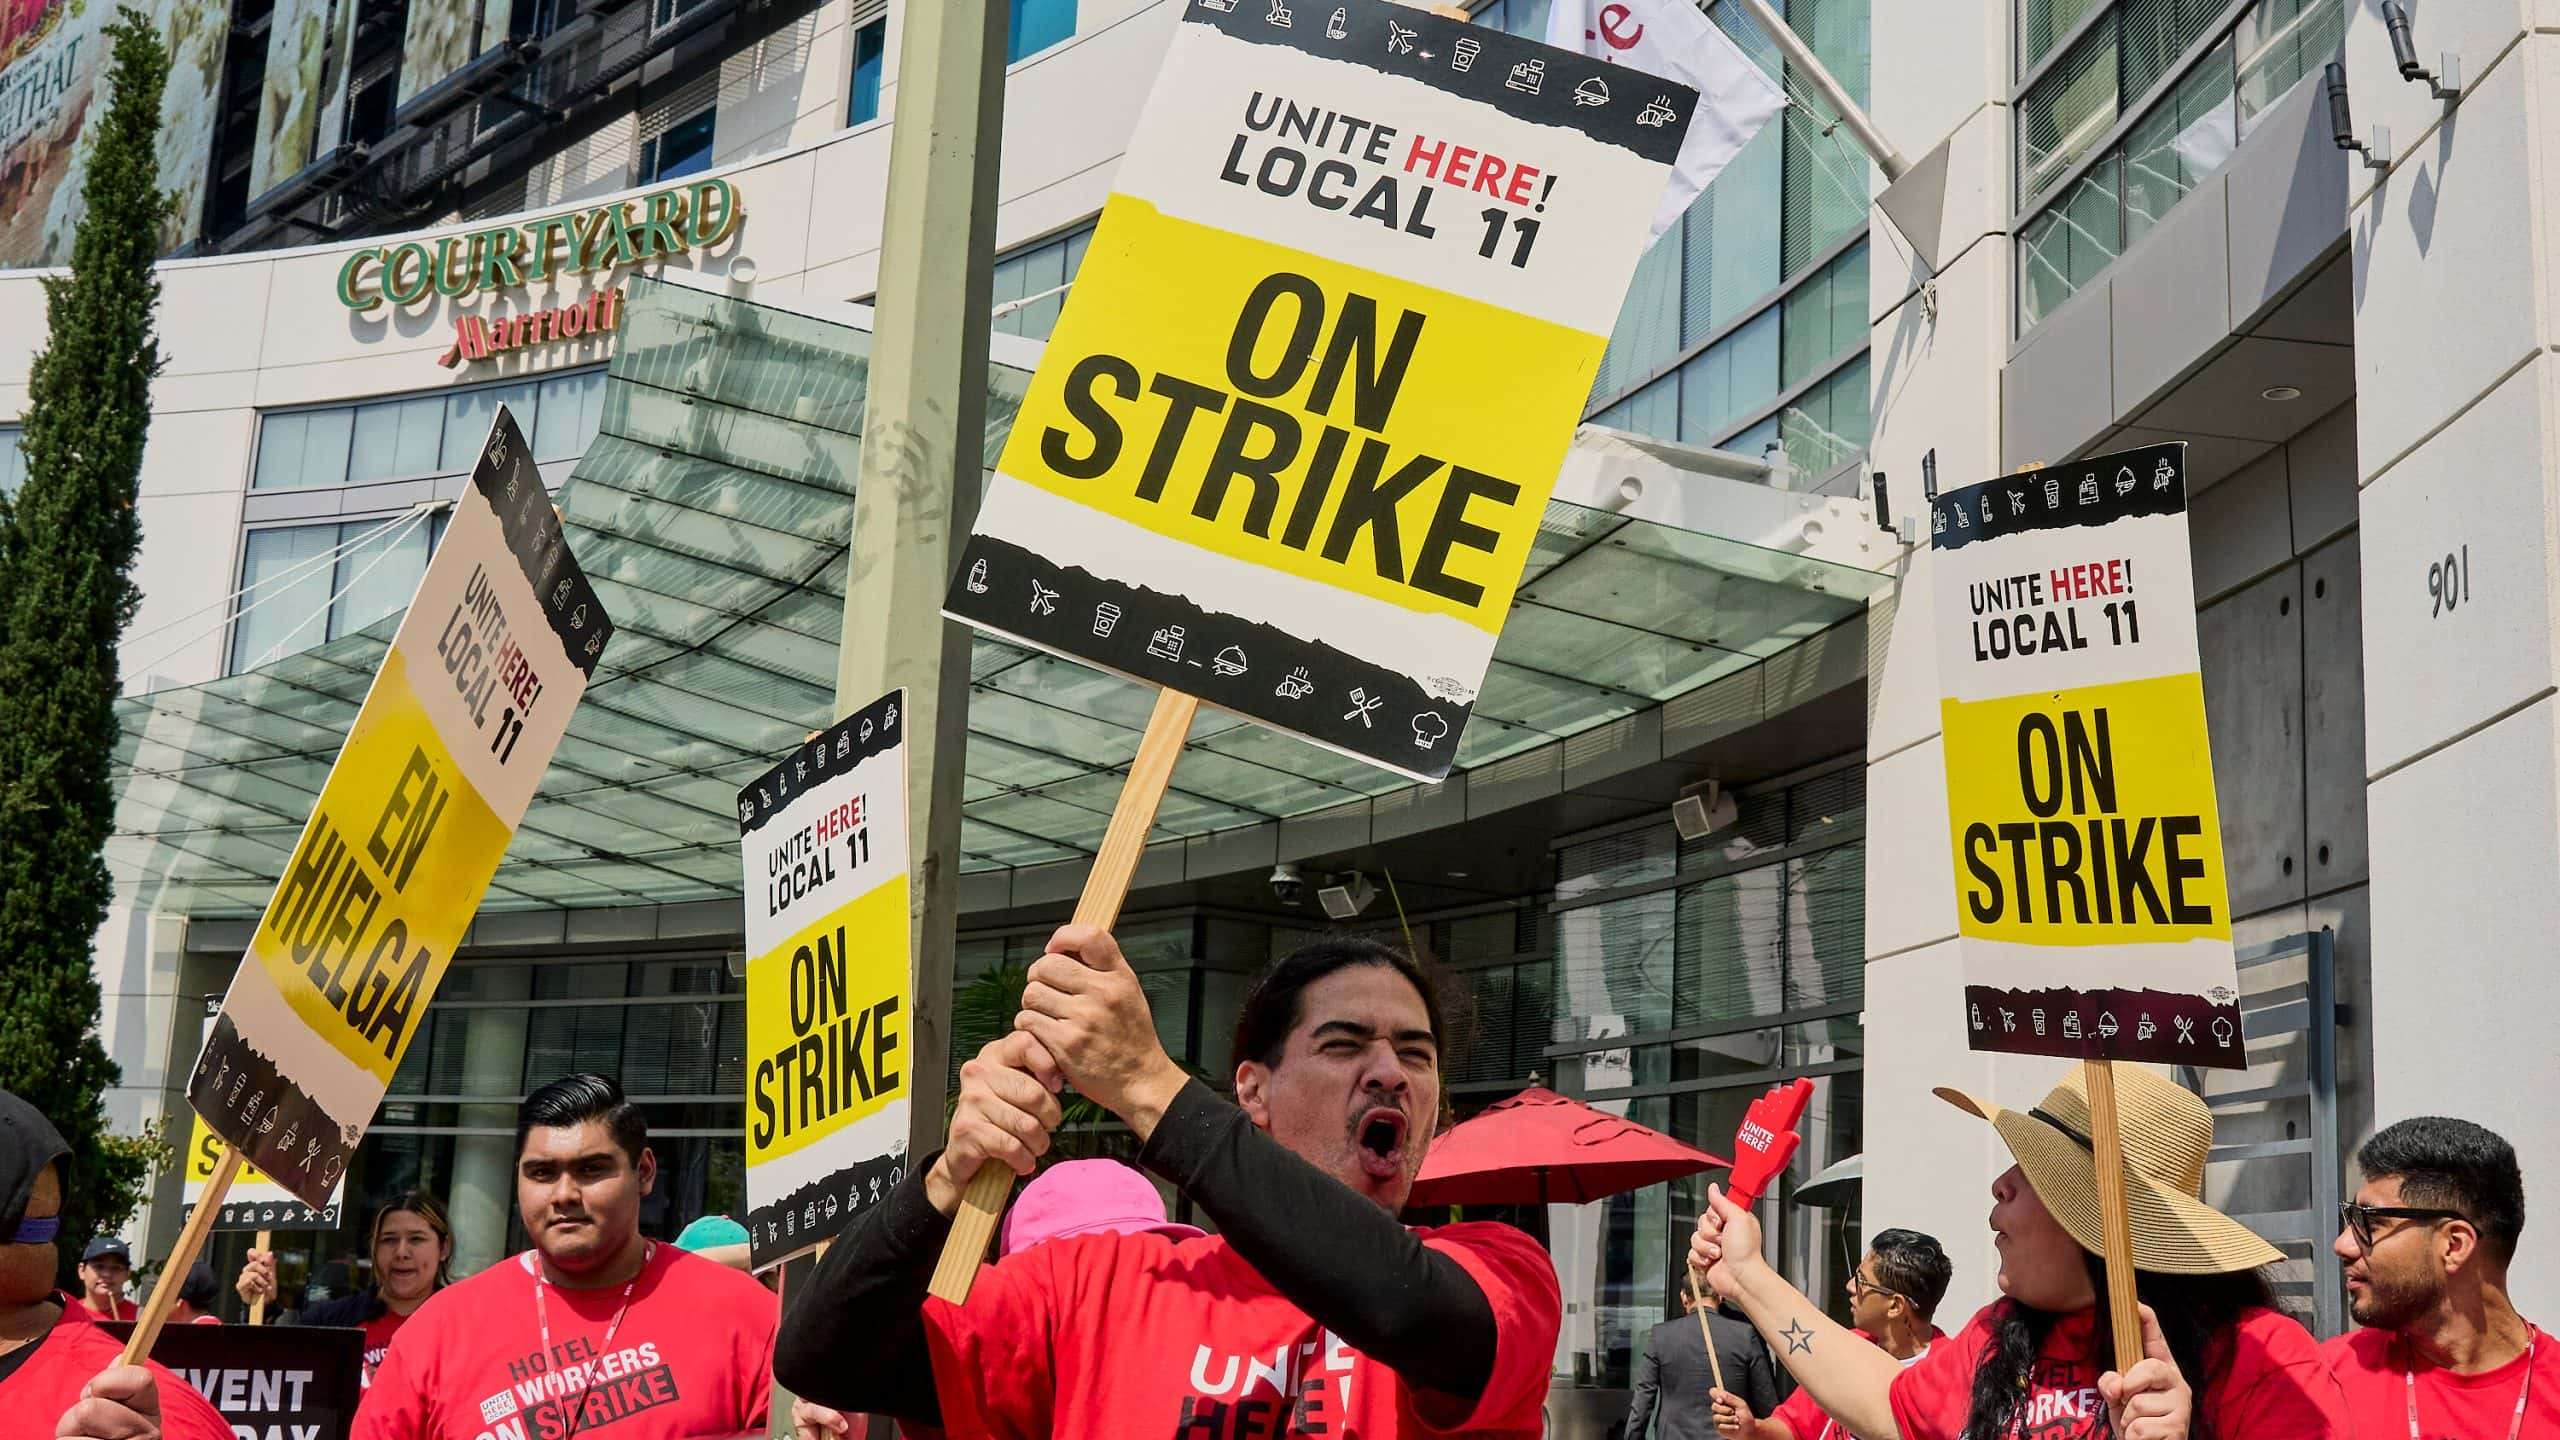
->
<box><xmin>1930</xmin><ymin>443</ymin><xmax>2247</xmax><ymax>1068</ymax></box>
<box><xmin>737</xmin><ymin>689</ymin><xmax>911</xmax><ymax>1270</ymax></box>
<box><xmin>942</xmin><ymin>0</ymin><xmax>1691</xmax><ymax>781</ymax></box>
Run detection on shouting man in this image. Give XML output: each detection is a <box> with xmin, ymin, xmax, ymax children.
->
<box><xmin>778</xmin><ymin>929</ymin><xmax>1560</xmax><ymax>1437</ymax></box>
<box><xmin>357</xmin><ymin>1074</ymin><xmax>779</xmax><ymax>1440</ymax></box>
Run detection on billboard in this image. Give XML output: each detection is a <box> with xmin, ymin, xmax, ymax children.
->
<box><xmin>0</xmin><ymin>0</ymin><xmax>227</xmax><ymax>267</ymax></box>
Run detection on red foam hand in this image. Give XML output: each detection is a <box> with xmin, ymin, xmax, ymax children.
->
<box><xmin>1724</xmin><ymin>1078</ymin><xmax>1814</xmax><ymax>1211</ymax></box>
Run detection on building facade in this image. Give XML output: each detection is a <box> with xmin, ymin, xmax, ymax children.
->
<box><xmin>4</xmin><ymin>0</ymin><xmax>1904</xmax><ymax>1416</ymax></box>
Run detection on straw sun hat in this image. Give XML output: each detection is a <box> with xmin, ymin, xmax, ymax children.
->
<box><xmin>1936</xmin><ymin>1061</ymin><xmax>2281</xmax><ymax>1276</ymax></box>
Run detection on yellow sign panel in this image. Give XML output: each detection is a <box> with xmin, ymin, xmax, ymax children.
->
<box><xmin>1941</xmin><ymin>672</ymin><xmax>2231</xmax><ymax>947</ymax></box>
<box><xmin>1005</xmin><ymin>197</ymin><xmax>1596</xmax><ymax>633</ymax></box>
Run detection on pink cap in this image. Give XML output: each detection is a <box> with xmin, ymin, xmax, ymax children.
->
<box><xmin>1000</xmin><ymin>1159</ymin><xmax>1205</xmax><ymax>1257</ymax></box>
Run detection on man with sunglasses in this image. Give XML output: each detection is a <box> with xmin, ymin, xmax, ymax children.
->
<box><xmin>2327</xmin><ymin>1116</ymin><xmax>2559</xmax><ymax>1435</ymax></box>
<box><xmin>1712</xmin><ymin>1229</ymin><xmax>1951</xmax><ymax>1440</ymax></box>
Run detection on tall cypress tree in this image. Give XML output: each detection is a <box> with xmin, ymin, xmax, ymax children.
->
<box><xmin>0</xmin><ymin>8</ymin><xmax>173</xmax><ymax>1277</ymax></box>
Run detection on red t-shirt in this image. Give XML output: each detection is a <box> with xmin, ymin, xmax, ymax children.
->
<box><xmin>76</xmin><ymin>1297</ymin><xmax>137</xmax><ymax>1322</ymax></box>
<box><xmin>5</xmin><ymin>1302</ymin><xmax>231</xmax><ymax>1440</ymax></box>
<box><xmin>919</xmin><ymin>1221</ymin><xmax>1558</xmax><ymax>1439</ymax></box>
<box><xmin>360</xmin><ymin>1308</ymin><xmax>410</xmax><ymax>1388</ymax></box>
<box><xmin>1888</xmin><ymin>1302</ymin><xmax>2346</xmax><ymax>1440</ymax></box>
<box><xmin>355</xmin><ymin>1243</ymin><xmax>777</xmax><ymax>1440</ymax></box>
<box><xmin>2326</xmin><ymin>1323</ymin><xmax>2560</xmax><ymax>1440</ymax></box>
<box><xmin>1771</xmin><ymin>1328</ymin><xmax>1944</xmax><ymax>1440</ymax></box>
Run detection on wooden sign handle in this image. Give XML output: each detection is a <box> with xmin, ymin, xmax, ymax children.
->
<box><xmin>123</xmin><ymin>1148</ymin><xmax>239</xmax><ymax>1365</ymax></box>
<box><xmin>926</xmin><ymin>688</ymin><xmax>1199</xmax><ymax>1304</ymax></box>
<box><xmin>2082</xmin><ymin>1061</ymin><xmax>2145</xmax><ymax>1374</ymax></box>
<box><xmin>248</xmin><ymin>1229</ymin><xmax>271</xmax><ymax>1324</ymax></box>
<box><xmin>1688</xmin><ymin>1266</ymin><xmax>1728</xmax><ymax>1395</ymax></box>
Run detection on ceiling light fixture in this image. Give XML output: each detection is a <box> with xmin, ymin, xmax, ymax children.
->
<box><xmin>2261</xmin><ymin>385</ymin><xmax>2302</xmax><ymax>402</ymax></box>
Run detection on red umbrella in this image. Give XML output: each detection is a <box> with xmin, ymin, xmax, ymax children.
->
<box><xmin>1409</xmin><ymin>1086</ymin><xmax>1730</xmax><ymax>1207</ymax></box>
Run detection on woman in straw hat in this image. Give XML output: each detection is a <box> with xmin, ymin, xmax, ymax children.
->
<box><xmin>1689</xmin><ymin>1063</ymin><xmax>2349</xmax><ymax>1439</ymax></box>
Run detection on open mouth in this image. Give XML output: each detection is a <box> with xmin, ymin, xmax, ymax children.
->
<box><xmin>1355</xmin><ymin>1107</ymin><xmax>1408</xmax><ymax>1179</ymax></box>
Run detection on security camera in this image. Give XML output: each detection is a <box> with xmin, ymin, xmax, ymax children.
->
<box><xmin>1270</xmin><ymin>862</ymin><xmax>1307</xmax><ymax>907</ymax></box>
<box><xmin>2381</xmin><ymin>1</ymin><xmax>2460</xmax><ymax>97</ymax></box>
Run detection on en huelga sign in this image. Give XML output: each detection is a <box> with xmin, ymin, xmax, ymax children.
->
<box><xmin>942</xmin><ymin>0</ymin><xmax>1691</xmax><ymax>781</ymax></box>
<box><xmin>1930</xmin><ymin>442</ymin><xmax>2247</xmax><ymax>1068</ymax></box>
<box><xmin>738</xmin><ymin>690</ymin><xmax>912</xmax><ymax>1270</ymax></box>
<box><xmin>183</xmin><ymin>1110</ymin><xmax>343</xmax><ymax>1231</ymax></box>
<box><xmin>188</xmin><ymin>408</ymin><xmax>613</xmax><ymax>1203</ymax></box>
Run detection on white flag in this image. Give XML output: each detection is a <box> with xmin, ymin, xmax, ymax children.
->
<box><xmin>1545</xmin><ymin>0</ymin><xmax>1787</xmax><ymax>242</ymax></box>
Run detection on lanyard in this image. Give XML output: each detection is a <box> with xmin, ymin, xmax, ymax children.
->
<box><xmin>533</xmin><ymin>1244</ymin><xmax>650</xmax><ymax>1440</ymax></box>
<box><xmin>2406</xmin><ymin>1330</ymin><xmax>2537</xmax><ymax>1440</ymax></box>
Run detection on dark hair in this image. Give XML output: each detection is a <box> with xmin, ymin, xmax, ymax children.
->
<box><xmin>1960</xmin><ymin>1259</ymin><xmax>2276</xmax><ymax>1440</ymax></box>
<box><xmin>516</xmin><ymin>1073</ymin><xmax>647</xmax><ymax>1165</ymax></box>
<box><xmin>1869</xmin><ymin>1228</ymin><xmax>1953</xmax><ymax>1319</ymax></box>
<box><xmin>368</xmin><ymin>1189</ymin><xmax>455</xmax><ymax>1291</ymax></box>
<box><xmin>1231</xmin><ymin>937</ymin><xmax>1444</xmax><ymax>1070</ymax></box>
<box><xmin>177</xmin><ymin>1263</ymin><xmax>220</xmax><ymax>1312</ymax></box>
<box><xmin>2359</xmin><ymin>1116</ymin><xmax>2525</xmax><ymax>1266</ymax></box>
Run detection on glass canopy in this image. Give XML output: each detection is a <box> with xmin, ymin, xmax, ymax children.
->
<box><xmin>107</xmin><ymin>279</ymin><xmax>1890</xmax><ymax>918</ymax></box>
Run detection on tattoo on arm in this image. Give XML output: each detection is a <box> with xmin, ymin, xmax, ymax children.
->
<box><xmin>1780</xmin><ymin>1320</ymin><xmax>1814</xmax><ymax>1355</ymax></box>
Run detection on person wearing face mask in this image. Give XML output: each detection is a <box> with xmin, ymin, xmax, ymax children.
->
<box><xmin>1690</xmin><ymin>1063</ymin><xmax>2349</xmax><ymax>1440</ymax></box>
<box><xmin>777</xmin><ymin>929</ymin><xmax>1562</xmax><ymax>1439</ymax></box>
<box><xmin>235</xmin><ymin>1191</ymin><xmax>453</xmax><ymax>1387</ymax></box>
<box><xmin>354</xmin><ymin>1075</ymin><xmax>777</xmax><ymax>1440</ymax></box>
<box><xmin>2325</xmin><ymin>1116</ymin><xmax>2558</xmax><ymax>1436</ymax></box>
<box><xmin>0</xmin><ymin>1089</ymin><xmax>229</xmax><ymax>1440</ymax></box>
<box><xmin>1714</xmin><ymin>1229</ymin><xmax>1953</xmax><ymax>1440</ymax></box>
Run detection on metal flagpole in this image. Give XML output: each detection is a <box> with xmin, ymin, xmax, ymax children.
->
<box><xmin>1722</xmin><ymin>0</ymin><xmax>1909</xmax><ymax>180</ymax></box>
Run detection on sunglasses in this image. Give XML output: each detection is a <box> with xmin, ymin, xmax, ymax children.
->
<box><xmin>2339</xmin><ymin>1201</ymin><xmax>2468</xmax><ymax>1250</ymax></box>
<box><xmin>1845</xmin><ymin>1272</ymin><xmax>1905</xmax><ymax>1304</ymax></box>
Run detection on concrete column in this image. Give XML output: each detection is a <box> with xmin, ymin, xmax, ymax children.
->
<box><xmin>1858</xmin><ymin>0</ymin><xmax>2079</xmax><ymax>1322</ymax></box>
<box><xmin>448</xmin><ymin>967</ymin><xmax>532</xmax><ymax>1279</ymax></box>
<box><xmin>2344</xmin><ymin>5</ymin><xmax>2560</xmax><ymax>1320</ymax></box>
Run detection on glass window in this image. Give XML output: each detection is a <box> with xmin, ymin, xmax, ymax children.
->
<box><xmin>990</xmin><ymin>225</ymin><xmax>1093</xmax><ymax>341</ymax></box>
<box><xmin>1007</xmin><ymin>0</ymin><xmax>1074</xmax><ymax>60</ymax></box>
<box><xmin>2017</xmin><ymin>152</ymin><xmax>2120</xmax><ymax>328</ymax></box>
<box><xmin>1779</xmin><ymin>352</ymin><xmax>1871</xmax><ymax>478</ymax></box>
<box><xmin>1590</xmin><ymin>218</ymin><xmax>1685</xmax><ymax>405</ymax></box>
<box><xmin>2017</xmin><ymin>21</ymin><xmax>2117</xmax><ymax>205</ymax></box>
<box><xmin>332</xmin><ymin>511</ymin><xmax>435</xmax><ymax>639</ymax></box>
<box><xmin>0</xmin><ymin>427</ymin><xmax>24</xmax><ymax>498</ymax></box>
<box><xmin>231</xmin><ymin>525</ymin><xmax>343</xmax><ymax>670</ymax></box>
<box><xmin>1779</xmin><ymin>0</ymin><xmax>1870</xmax><ymax>278</ymax></box>
<box><xmin>2120</xmin><ymin>0</ymin><xmax>2225</xmax><ymax>103</ymax></box>
<box><xmin>2122</xmin><ymin>38</ymin><xmax>2235</xmax><ymax>247</ymax></box>
<box><xmin>849</xmin><ymin>18</ymin><xmax>886</xmax><ymax>125</ymax></box>
<box><xmin>2237</xmin><ymin>0</ymin><xmax>2344</xmax><ymax>128</ymax></box>
<box><xmin>534</xmin><ymin>369</ymin><xmax>605</xmax><ymax>461</ymax></box>
<box><xmin>1593</xmin><ymin>375</ymin><xmax>1677</xmax><ymax>442</ymax></box>
<box><xmin>1680</xmin><ymin>123</ymin><xmax>1782</xmax><ymax>345</ymax></box>
<box><xmin>349</xmin><ymin>395</ymin><xmax>446</xmax><ymax>483</ymax></box>
<box><xmin>2019</xmin><ymin>0</ymin><xmax>2107</xmax><ymax>78</ymax></box>
<box><xmin>1676</xmin><ymin>305</ymin><xmax>1779</xmax><ymax>444</ymax></box>
<box><xmin>443</xmin><ymin>382</ymin><xmax>540</xmax><ymax>472</ymax></box>
<box><xmin>642</xmin><ymin>106</ymin><xmax>716</xmax><ymax>185</ymax></box>
<box><xmin>1781</xmin><ymin>241</ymin><xmax>1866</xmax><ymax>387</ymax></box>
<box><xmin>253</xmin><ymin>407</ymin><xmax>355</xmax><ymax>490</ymax></box>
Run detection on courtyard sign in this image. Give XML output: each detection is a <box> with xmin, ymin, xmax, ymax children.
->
<box><xmin>336</xmin><ymin>176</ymin><xmax>743</xmax><ymax>312</ymax></box>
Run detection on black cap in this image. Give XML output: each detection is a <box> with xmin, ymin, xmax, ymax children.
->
<box><xmin>0</xmin><ymin>1090</ymin><xmax>69</xmax><ymax>1242</ymax></box>
<box><xmin>80</xmin><ymin>1236</ymin><xmax>129</xmax><ymax>1264</ymax></box>
<box><xmin>177</xmin><ymin>1263</ymin><xmax>220</xmax><ymax>1312</ymax></box>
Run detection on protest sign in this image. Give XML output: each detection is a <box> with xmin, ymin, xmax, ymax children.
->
<box><xmin>145</xmin><ymin>407</ymin><xmax>611</xmax><ymax>1359</ymax></box>
<box><xmin>942</xmin><ymin>0</ymin><xmax>1691</xmax><ymax>783</ymax></box>
<box><xmin>183</xmin><ymin>1111</ymin><xmax>342</xmax><ymax>1232</ymax></box>
<box><xmin>108</xmin><ymin>1320</ymin><xmax>366</xmax><ymax>1440</ymax></box>
<box><xmin>738</xmin><ymin>689</ymin><xmax>911</xmax><ymax>1271</ymax></box>
<box><xmin>1930</xmin><ymin>442</ymin><xmax>2246</xmax><ymax>1071</ymax></box>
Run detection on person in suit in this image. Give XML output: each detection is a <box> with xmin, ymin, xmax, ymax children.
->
<box><xmin>1627</xmin><ymin>1275</ymin><xmax>1782</xmax><ymax>1440</ymax></box>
